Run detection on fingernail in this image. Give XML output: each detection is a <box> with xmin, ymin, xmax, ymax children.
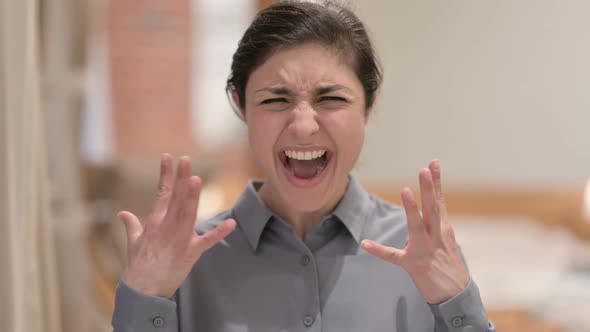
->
<box><xmin>432</xmin><ymin>159</ymin><xmax>440</xmax><ymax>170</ymax></box>
<box><xmin>361</xmin><ymin>240</ymin><xmax>372</xmax><ymax>249</ymax></box>
<box><xmin>226</xmin><ymin>219</ymin><xmax>237</xmax><ymax>229</ymax></box>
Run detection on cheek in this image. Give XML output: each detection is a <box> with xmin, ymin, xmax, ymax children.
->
<box><xmin>328</xmin><ymin>110</ymin><xmax>366</xmax><ymax>143</ymax></box>
<box><xmin>247</xmin><ymin>112</ymin><xmax>282</xmax><ymax>163</ymax></box>
<box><xmin>347</xmin><ymin>123</ymin><xmax>366</xmax><ymax>158</ymax></box>
<box><xmin>327</xmin><ymin>111</ymin><xmax>366</xmax><ymax>164</ymax></box>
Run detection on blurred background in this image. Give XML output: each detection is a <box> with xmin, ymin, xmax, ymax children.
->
<box><xmin>1</xmin><ymin>0</ymin><xmax>590</xmax><ymax>331</ymax></box>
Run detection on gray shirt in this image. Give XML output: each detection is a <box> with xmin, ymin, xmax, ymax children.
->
<box><xmin>112</xmin><ymin>177</ymin><xmax>495</xmax><ymax>332</ymax></box>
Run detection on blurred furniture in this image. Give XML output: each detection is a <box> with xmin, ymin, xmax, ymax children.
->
<box><xmin>368</xmin><ymin>185</ymin><xmax>590</xmax><ymax>242</ymax></box>
<box><xmin>488</xmin><ymin>309</ymin><xmax>565</xmax><ymax>332</ymax></box>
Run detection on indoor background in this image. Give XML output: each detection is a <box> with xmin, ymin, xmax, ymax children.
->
<box><xmin>1</xmin><ymin>0</ymin><xmax>590</xmax><ymax>331</ymax></box>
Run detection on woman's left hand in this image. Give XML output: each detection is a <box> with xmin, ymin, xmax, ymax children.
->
<box><xmin>361</xmin><ymin>160</ymin><xmax>470</xmax><ymax>304</ymax></box>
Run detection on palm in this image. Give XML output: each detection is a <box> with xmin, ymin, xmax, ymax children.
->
<box><xmin>362</xmin><ymin>160</ymin><xmax>469</xmax><ymax>304</ymax></box>
<box><xmin>119</xmin><ymin>154</ymin><xmax>236</xmax><ymax>298</ymax></box>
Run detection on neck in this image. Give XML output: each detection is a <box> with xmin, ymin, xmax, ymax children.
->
<box><xmin>258</xmin><ymin>179</ymin><xmax>348</xmax><ymax>239</ymax></box>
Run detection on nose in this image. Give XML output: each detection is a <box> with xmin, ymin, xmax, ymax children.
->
<box><xmin>287</xmin><ymin>102</ymin><xmax>319</xmax><ymax>140</ymax></box>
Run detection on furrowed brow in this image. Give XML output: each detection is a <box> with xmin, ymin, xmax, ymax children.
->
<box><xmin>255</xmin><ymin>87</ymin><xmax>291</xmax><ymax>95</ymax></box>
<box><xmin>315</xmin><ymin>85</ymin><xmax>351</xmax><ymax>95</ymax></box>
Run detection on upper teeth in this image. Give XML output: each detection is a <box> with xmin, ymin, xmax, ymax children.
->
<box><xmin>285</xmin><ymin>150</ymin><xmax>326</xmax><ymax>160</ymax></box>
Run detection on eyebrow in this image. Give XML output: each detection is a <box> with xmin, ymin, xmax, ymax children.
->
<box><xmin>254</xmin><ymin>84</ymin><xmax>352</xmax><ymax>95</ymax></box>
<box><xmin>316</xmin><ymin>84</ymin><xmax>351</xmax><ymax>95</ymax></box>
<box><xmin>254</xmin><ymin>87</ymin><xmax>291</xmax><ymax>95</ymax></box>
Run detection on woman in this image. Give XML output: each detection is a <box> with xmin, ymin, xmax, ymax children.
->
<box><xmin>112</xmin><ymin>1</ymin><xmax>494</xmax><ymax>331</ymax></box>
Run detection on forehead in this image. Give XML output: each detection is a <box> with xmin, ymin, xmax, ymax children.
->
<box><xmin>247</xmin><ymin>43</ymin><xmax>361</xmax><ymax>92</ymax></box>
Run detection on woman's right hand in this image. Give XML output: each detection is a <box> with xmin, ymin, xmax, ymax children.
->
<box><xmin>118</xmin><ymin>154</ymin><xmax>236</xmax><ymax>299</ymax></box>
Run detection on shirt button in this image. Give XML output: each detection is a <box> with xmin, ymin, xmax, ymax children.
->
<box><xmin>451</xmin><ymin>316</ymin><xmax>463</xmax><ymax>327</ymax></box>
<box><xmin>153</xmin><ymin>316</ymin><xmax>165</xmax><ymax>327</ymax></box>
<box><xmin>303</xmin><ymin>315</ymin><xmax>314</xmax><ymax>327</ymax></box>
<box><xmin>301</xmin><ymin>254</ymin><xmax>311</xmax><ymax>266</ymax></box>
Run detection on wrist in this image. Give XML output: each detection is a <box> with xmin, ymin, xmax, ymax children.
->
<box><xmin>123</xmin><ymin>271</ymin><xmax>173</xmax><ymax>299</ymax></box>
<box><xmin>431</xmin><ymin>276</ymin><xmax>470</xmax><ymax>304</ymax></box>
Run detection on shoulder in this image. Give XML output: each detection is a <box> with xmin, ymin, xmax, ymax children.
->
<box><xmin>195</xmin><ymin>210</ymin><xmax>234</xmax><ymax>236</ymax></box>
<box><xmin>367</xmin><ymin>193</ymin><xmax>406</xmax><ymax>221</ymax></box>
<box><xmin>363</xmin><ymin>193</ymin><xmax>408</xmax><ymax>248</ymax></box>
<box><xmin>194</xmin><ymin>209</ymin><xmax>251</xmax><ymax>252</ymax></box>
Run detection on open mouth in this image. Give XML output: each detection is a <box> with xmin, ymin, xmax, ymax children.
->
<box><xmin>279</xmin><ymin>149</ymin><xmax>332</xmax><ymax>181</ymax></box>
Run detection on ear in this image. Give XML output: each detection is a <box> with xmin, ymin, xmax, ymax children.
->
<box><xmin>230</xmin><ymin>90</ymin><xmax>246</xmax><ymax>120</ymax></box>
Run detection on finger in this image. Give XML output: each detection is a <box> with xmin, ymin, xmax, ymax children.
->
<box><xmin>419</xmin><ymin>168</ymin><xmax>441</xmax><ymax>238</ymax></box>
<box><xmin>150</xmin><ymin>153</ymin><xmax>174</xmax><ymax>222</ymax></box>
<box><xmin>429</xmin><ymin>159</ymin><xmax>448</xmax><ymax>219</ymax></box>
<box><xmin>193</xmin><ymin>219</ymin><xmax>237</xmax><ymax>254</ymax></box>
<box><xmin>361</xmin><ymin>240</ymin><xmax>405</xmax><ymax>265</ymax></box>
<box><xmin>118</xmin><ymin>211</ymin><xmax>143</xmax><ymax>245</ymax></box>
<box><xmin>401</xmin><ymin>187</ymin><xmax>428</xmax><ymax>242</ymax></box>
<box><xmin>163</xmin><ymin>176</ymin><xmax>202</xmax><ymax>248</ymax></box>
<box><xmin>163</xmin><ymin>156</ymin><xmax>195</xmax><ymax>230</ymax></box>
<box><xmin>178</xmin><ymin>175</ymin><xmax>202</xmax><ymax>235</ymax></box>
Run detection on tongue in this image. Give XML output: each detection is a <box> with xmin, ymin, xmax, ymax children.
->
<box><xmin>290</xmin><ymin>159</ymin><xmax>324</xmax><ymax>179</ymax></box>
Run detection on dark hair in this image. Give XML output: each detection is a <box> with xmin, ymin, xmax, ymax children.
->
<box><xmin>226</xmin><ymin>0</ymin><xmax>383</xmax><ymax>113</ymax></box>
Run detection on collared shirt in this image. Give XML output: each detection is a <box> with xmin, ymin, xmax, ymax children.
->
<box><xmin>112</xmin><ymin>177</ymin><xmax>495</xmax><ymax>332</ymax></box>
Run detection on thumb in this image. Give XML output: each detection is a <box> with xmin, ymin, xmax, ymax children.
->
<box><xmin>361</xmin><ymin>240</ymin><xmax>405</xmax><ymax>265</ymax></box>
<box><xmin>117</xmin><ymin>211</ymin><xmax>143</xmax><ymax>245</ymax></box>
<box><xmin>192</xmin><ymin>219</ymin><xmax>237</xmax><ymax>255</ymax></box>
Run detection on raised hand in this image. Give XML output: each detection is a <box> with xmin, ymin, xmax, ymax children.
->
<box><xmin>362</xmin><ymin>160</ymin><xmax>470</xmax><ymax>304</ymax></box>
<box><xmin>118</xmin><ymin>154</ymin><xmax>236</xmax><ymax>298</ymax></box>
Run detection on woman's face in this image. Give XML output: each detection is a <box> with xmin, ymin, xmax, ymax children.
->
<box><xmin>243</xmin><ymin>43</ymin><xmax>368</xmax><ymax>213</ymax></box>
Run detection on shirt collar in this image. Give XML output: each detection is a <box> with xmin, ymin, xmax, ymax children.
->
<box><xmin>331</xmin><ymin>176</ymin><xmax>372</xmax><ymax>244</ymax></box>
<box><xmin>232</xmin><ymin>176</ymin><xmax>372</xmax><ymax>251</ymax></box>
<box><xmin>232</xmin><ymin>180</ymin><xmax>274</xmax><ymax>251</ymax></box>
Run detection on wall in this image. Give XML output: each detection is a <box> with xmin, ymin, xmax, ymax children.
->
<box><xmin>355</xmin><ymin>0</ymin><xmax>590</xmax><ymax>188</ymax></box>
<box><xmin>108</xmin><ymin>0</ymin><xmax>194</xmax><ymax>156</ymax></box>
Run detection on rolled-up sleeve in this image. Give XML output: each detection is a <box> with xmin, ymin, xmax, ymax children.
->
<box><xmin>111</xmin><ymin>279</ymin><xmax>178</xmax><ymax>332</ymax></box>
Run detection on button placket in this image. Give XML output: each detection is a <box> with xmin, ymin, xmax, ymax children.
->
<box><xmin>303</xmin><ymin>314</ymin><xmax>314</xmax><ymax>327</ymax></box>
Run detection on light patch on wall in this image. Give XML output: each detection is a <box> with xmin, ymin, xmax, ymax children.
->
<box><xmin>190</xmin><ymin>0</ymin><xmax>254</xmax><ymax>149</ymax></box>
<box><xmin>81</xmin><ymin>27</ymin><xmax>115</xmax><ymax>166</ymax></box>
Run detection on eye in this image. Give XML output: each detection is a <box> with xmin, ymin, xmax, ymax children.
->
<box><xmin>319</xmin><ymin>96</ymin><xmax>347</xmax><ymax>102</ymax></box>
<box><xmin>261</xmin><ymin>98</ymin><xmax>288</xmax><ymax>105</ymax></box>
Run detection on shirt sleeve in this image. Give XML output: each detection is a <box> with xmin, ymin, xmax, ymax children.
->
<box><xmin>111</xmin><ymin>279</ymin><xmax>179</xmax><ymax>332</ymax></box>
<box><xmin>428</xmin><ymin>279</ymin><xmax>496</xmax><ymax>332</ymax></box>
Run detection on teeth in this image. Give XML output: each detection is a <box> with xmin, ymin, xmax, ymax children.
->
<box><xmin>284</xmin><ymin>149</ymin><xmax>326</xmax><ymax>161</ymax></box>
